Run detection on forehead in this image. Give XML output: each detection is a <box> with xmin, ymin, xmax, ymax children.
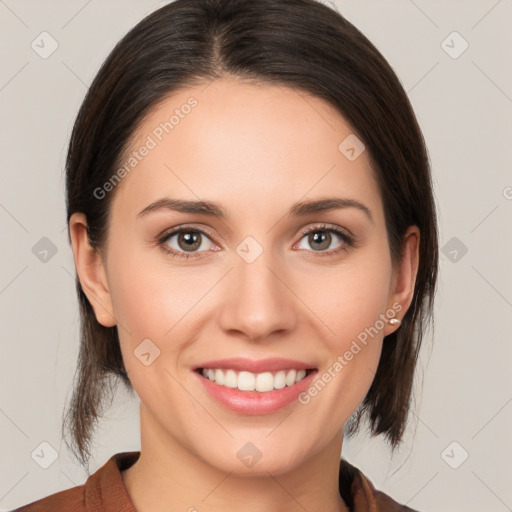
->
<box><xmin>112</xmin><ymin>78</ymin><xmax>383</xmax><ymax>224</ymax></box>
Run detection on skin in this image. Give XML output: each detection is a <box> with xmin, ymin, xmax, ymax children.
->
<box><xmin>69</xmin><ymin>77</ymin><xmax>419</xmax><ymax>512</ymax></box>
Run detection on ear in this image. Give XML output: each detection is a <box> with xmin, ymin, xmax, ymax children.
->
<box><xmin>383</xmin><ymin>225</ymin><xmax>420</xmax><ymax>336</ymax></box>
<box><xmin>68</xmin><ymin>212</ymin><xmax>116</xmax><ymax>327</ymax></box>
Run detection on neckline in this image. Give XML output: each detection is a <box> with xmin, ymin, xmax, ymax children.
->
<box><xmin>88</xmin><ymin>451</ymin><xmax>376</xmax><ymax>512</ymax></box>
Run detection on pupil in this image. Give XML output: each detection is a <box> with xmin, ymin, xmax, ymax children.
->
<box><xmin>311</xmin><ymin>231</ymin><xmax>330</xmax><ymax>250</ymax></box>
<box><xmin>180</xmin><ymin>232</ymin><xmax>200</xmax><ymax>251</ymax></box>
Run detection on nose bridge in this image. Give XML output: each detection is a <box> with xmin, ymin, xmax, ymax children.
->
<box><xmin>219</xmin><ymin>240</ymin><xmax>296</xmax><ymax>341</ymax></box>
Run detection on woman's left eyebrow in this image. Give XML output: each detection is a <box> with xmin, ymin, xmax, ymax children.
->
<box><xmin>288</xmin><ymin>197</ymin><xmax>374</xmax><ymax>224</ymax></box>
<box><xmin>137</xmin><ymin>196</ymin><xmax>374</xmax><ymax>224</ymax></box>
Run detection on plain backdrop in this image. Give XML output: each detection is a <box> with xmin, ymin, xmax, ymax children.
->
<box><xmin>1</xmin><ymin>1</ymin><xmax>511</xmax><ymax>511</ymax></box>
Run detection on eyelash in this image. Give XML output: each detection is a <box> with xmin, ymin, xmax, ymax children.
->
<box><xmin>156</xmin><ymin>223</ymin><xmax>355</xmax><ymax>260</ymax></box>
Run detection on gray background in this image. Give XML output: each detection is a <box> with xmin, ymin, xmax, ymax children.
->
<box><xmin>1</xmin><ymin>0</ymin><xmax>511</xmax><ymax>511</ymax></box>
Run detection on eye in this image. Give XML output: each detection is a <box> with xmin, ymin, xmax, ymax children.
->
<box><xmin>295</xmin><ymin>224</ymin><xmax>354</xmax><ymax>256</ymax></box>
<box><xmin>158</xmin><ymin>226</ymin><xmax>217</xmax><ymax>259</ymax></box>
<box><xmin>156</xmin><ymin>223</ymin><xmax>355</xmax><ymax>260</ymax></box>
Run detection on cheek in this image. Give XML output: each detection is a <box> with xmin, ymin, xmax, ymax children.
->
<box><xmin>307</xmin><ymin>249</ymin><xmax>393</xmax><ymax>348</ymax></box>
<box><xmin>106</xmin><ymin>247</ymin><xmax>218</xmax><ymax>393</ymax></box>
<box><xmin>107</xmin><ymin>247</ymin><xmax>206</xmax><ymax>342</ymax></box>
<box><xmin>108</xmin><ymin>257</ymin><xmax>197</xmax><ymax>407</ymax></box>
<box><xmin>301</xmin><ymin>245</ymin><xmax>392</xmax><ymax>412</ymax></box>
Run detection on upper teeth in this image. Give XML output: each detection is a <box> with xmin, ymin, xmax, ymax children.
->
<box><xmin>201</xmin><ymin>368</ymin><xmax>308</xmax><ymax>392</ymax></box>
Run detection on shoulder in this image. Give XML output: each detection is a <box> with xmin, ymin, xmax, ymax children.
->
<box><xmin>371</xmin><ymin>488</ymin><xmax>420</xmax><ymax>512</ymax></box>
<box><xmin>10</xmin><ymin>484</ymin><xmax>86</xmax><ymax>512</ymax></box>
<box><xmin>10</xmin><ymin>451</ymin><xmax>140</xmax><ymax>512</ymax></box>
<box><xmin>340</xmin><ymin>458</ymin><xmax>420</xmax><ymax>512</ymax></box>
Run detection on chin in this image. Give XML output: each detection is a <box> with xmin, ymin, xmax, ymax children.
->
<box><xmin>199</xmin><ymin>440</ymin><xmax>309</xmax><ymax>477</ymax></box>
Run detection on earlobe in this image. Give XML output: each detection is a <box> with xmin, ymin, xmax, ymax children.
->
<box><xmin>384</xmin><ymin>225</ymin><xmax>420</xmax><ymax>336</ymax></box>
<box><xmin>68</xmin><ymin>212</ymin><xmax>117</xmax><ymax>328</ymax></box>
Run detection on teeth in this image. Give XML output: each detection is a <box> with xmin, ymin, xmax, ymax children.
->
<box><xmin>214</xmin><ymin>369</ymin><xmax>224</xmax><ymax>385</ymax></box>
<box><xmin>285</xmin><ymin>369</ymin><xmax>297</xmax><ymax>386</ymax></box>
<box><xmin>224</xmin><ymin>369</ymin><xmax>238</xmax><ymax>388</ymax></box>
<box><xmin>274</xmin><ymin>370</ymin><xmax>286</xmax><ymax>390</ymax></box>
<box><xmin>201</xmin><ymin>368</ymin><xmax>308</xmax><ymax>392</ymax></box>
<box><xmin>238</xmin><ymin>371</ymin><xmax>255</xmax><ymax>391</ymax></box>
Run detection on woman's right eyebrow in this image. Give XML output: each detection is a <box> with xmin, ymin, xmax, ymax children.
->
<box><xmin>137</xmin><ymin>196</ymin><xmax>374</xmax><ymax>224</ymax></box>
<box><xmin>137</xmin><ymin>198</ymin><xmax>226</xmax><ymax>219</ymax></box>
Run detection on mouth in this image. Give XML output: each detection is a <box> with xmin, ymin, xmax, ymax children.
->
<box><xmin>194</xmin><ymin>367</ymin><xmax>317</xmax><ymax>393</ymax></box>
<box><xmin>192</xmin><ymin>358</ymin><xmax>318</xmax><ymax>415</ymax></box>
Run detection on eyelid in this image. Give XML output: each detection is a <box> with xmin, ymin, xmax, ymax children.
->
<box><xmin>157</xmin><ymin>223</ymin><xmax>217</xmax><ymax>242</ymax></box>
<box><xmin>296</xmin><ymin>222</ymin><xmax>354</xmax><ymax>240</ymax></box>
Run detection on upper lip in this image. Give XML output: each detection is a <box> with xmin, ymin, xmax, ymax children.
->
<box><xmin>194</xmin><ymin>357</ymin><xmax>316</xmax><ymax>373</ymax></box>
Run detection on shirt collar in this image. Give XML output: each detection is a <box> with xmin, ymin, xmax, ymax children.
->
<box><xmin>85</xmin><ymin>451</ymin><xmax>397</xmax><ymax>512</ymax></box>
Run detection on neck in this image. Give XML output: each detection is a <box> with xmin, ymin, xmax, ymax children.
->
<box><xmin>121</xmin><ymin>404</ymin><xmax>349</xmax><ymax>512</ymax></box>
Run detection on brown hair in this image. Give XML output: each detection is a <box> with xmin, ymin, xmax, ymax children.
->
<box><xmin>62</xmin><ymin>0</ymin><xmax>438</xmax><ymax>470</ymax></box>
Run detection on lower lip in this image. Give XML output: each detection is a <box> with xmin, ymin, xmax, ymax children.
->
<box><xmin>194</xmin><ymin>369</ymin><xmax>318</xmax><ymax>415</ymax></box>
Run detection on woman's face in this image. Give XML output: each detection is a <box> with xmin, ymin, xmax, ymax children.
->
<box><xmin>74</xmin><ymin>78</ymin><xmax>416</xmax><ymax>475</ymax></box>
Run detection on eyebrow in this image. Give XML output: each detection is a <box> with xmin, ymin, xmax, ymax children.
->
<box><xmin>137</xmin><ymin>196</ymin><xmax>374</xmax><ymax>223</ymax></box>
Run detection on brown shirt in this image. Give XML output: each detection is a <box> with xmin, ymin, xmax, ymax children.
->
<box><xmin>12</xmin><ymin>451</ymin><xmax>418</xmax><ymax>511</ymax></box>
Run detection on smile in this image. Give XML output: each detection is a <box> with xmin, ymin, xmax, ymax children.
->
<box><xmin>193</xmin><ymin>364</ymin><xmax>318</xmax><ymax>415</ymax></box>
<box><xmin>198</xmin><ymin>368</ymin><xmax>313</xmax><ymax>393</ymax></box>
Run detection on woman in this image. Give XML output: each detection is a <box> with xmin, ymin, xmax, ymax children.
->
<box><xmin>14</xmin><ymin>0</ymin><xmax>438</xmax><ymax>510</ymax></box>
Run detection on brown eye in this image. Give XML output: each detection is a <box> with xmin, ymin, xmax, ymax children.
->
<box><xmin>176</xmin><ymin>231</ymin><xmax>202</xmax><ymax>252</ymax></box>
<box><xmin>307</xmin><ymin>230</ymin><xmax>332</xmax><ymax>251</ymax></box>
<box><xmin>295</xmin><ymin>224</ymin><xmax>354</xmax><ymax>256</ymax></box>
<box><xmin>159</xmin><ymin>227</ymin><xmax>216</xmax><ymax>258</ymax></box>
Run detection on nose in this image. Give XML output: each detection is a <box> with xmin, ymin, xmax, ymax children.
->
<box><xmin>218</xmin><ymin>247</ymin><xmax>298</xmax><ymax>343</ymax></box>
